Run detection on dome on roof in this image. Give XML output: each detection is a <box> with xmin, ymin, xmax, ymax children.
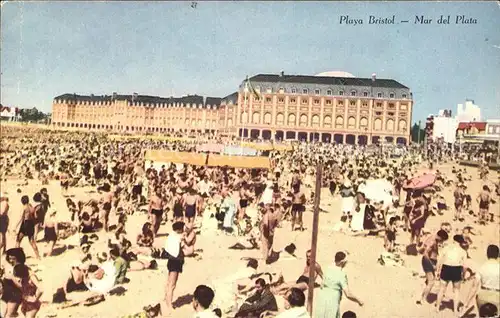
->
<box><xmin>315</xmin><ymin>71</ymin><xmax>355</xmax><ymax>78</ymax></box>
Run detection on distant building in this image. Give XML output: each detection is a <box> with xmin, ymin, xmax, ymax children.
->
<box><xmin>456</xmin><ymin>99</ymin><xmax>481</xmax><ymax>123</ymax></box>
<box><xmin>456</xmin><ymin>121</ymin><xmax>487</xmax><ymax>137</ymax></box>
<box><xmin>224</xmin><ymin>72</ymin><xmax>413</xmax><ymax>145</ymax></box>
<box><xmin>486</xmin><ymin>119</ymin><xmax>500</xmax><ymax>136</ymax></box>
<box><xmin>0</xmin><ymin>105</ymin><xmax>21</xmax><ymax>121</ymax></box>
<box><xmin>51</xmin><ymin>93</ymin><xmax>222</xmax><ymax>133</ymax></box>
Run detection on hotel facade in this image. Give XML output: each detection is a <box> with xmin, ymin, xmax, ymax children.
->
<box><xmin>52</xmin><ymin>72</ymin><xmax>413</xmax><ymax>145</ymax></box>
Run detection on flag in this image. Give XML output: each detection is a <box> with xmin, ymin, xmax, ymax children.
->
<box><xmin>245</xmin><ymin>76</ymin><xmax>260</xmax><ymax>99</ymax></box>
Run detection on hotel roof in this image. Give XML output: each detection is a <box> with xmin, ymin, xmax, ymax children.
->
<box><xmin>248</xmin><ymin>74</ymin><xmax>409</xmax><ymax>89</ymax></box>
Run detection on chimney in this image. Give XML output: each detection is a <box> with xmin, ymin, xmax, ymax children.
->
<box><xmin>112</xmin><ymin>92</ymin><xmax>117</xmax><ymax>100</ymax></box>
<box><xmin>371</xmin><ymin>73</ymin><xmax>376</xmax><ymax>82</ymax></box>
<box><xmin>132</xmin><ymin>92</ymin><xmax>138</xmax><ymax>102</ymax></box>
<box><xmin>280</xmin><ymin>70</ymin><xmax>284</xmax><ymax>77</ymax></box>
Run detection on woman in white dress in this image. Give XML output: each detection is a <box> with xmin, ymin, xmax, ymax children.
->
<box><xmin>260</xmin><ymin>180</ymin><xmax>274</xmax><ymax>205</ymax></box>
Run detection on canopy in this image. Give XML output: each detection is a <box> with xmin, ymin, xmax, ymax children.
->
<box><xmin>144</xmin><ymin>150</ymin><xmax>207</xmax><ymax>166</ymax></box>
<box><xmin>196</xmin><ymin>143</ymin><xmax>224</xmax><ymax>153</ymax></box>
<box><xmin>223</xmin><ymin>146</ymin><xmax>258</xmax><ymax>156</ymax></box>
<box><xmin>207</xmin><ymin>154</ymin><xmax>270</xmax><ymax>169</ymax></box>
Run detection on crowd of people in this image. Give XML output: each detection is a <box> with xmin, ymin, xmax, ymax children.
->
<box><xmin>0</xmin><ymin>125</ymin><xmax>499</xmax><ymax>318</ymax></box>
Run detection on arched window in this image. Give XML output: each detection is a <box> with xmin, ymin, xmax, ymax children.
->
<box><xmin>312</xmin><ymin>114</ymin><xmax>320</xmax><ymax>128</ymax></box>
<box><xmin>348</xmin><ymin>117</ymin><xmax>356</xmax><ymax>128</ymax></box>
<box><xmin>300</xmin><ymin>114</ymin><xmax>308</xmax><ymax>127</ymax></box>
<box><xmin>276</xmin><ymin>113</ymin><xmax>284</xmax><ymax>125</ymax></box>
<box><xmin>399</xmin><ymin>120</ymin><xmax>407</xmax><ymax>132</ymax></box>
<box><xmin>241</xmin><ymin>112</ymin><xmax>248</xmax><ymax>124</ymax></box>
<box><xmin>227</xmin><ymin>118</ymin><xmax>233</xmax><ymax>127</ymax></box>
<box><xmin>351</xmin><ymin>90</ymin><xmax>356</xmax><ymax>96</ymax></box>
<box><xmin>374</xmin><ymin>118</ymin><xmax>382</xmax><ymax>130</ymax></box>
<box><xmin>264</xmin><ymin>112</ymin><xmax>272</xmax><ymax>124</ymax></box>
<box><xmin>323</xmin><ymin>115</ymin><xmax>332</xmax><ymax>128</ymax></box>
<box><xmin>335</xmin><ymin>116</ymin><xmax>344</xmax><ymax>128</ymax></box>
<box><xmin>326</xmin><ymin>89</ymin><xmax>332</xmax><ymax>96</ymax></box>
<box><xmin>359</xmin><ymin>117</ymin><xmax>368</xmax><ymax>128</ymax></box>
<box><xmin>386</xmin><ymin>119</ymin><xmax>395</xmax><ymax>131</ymax></box>
<box><xmin>252</xmin><ymin>112</ymin><xmax>260</xmax><ymax>124</ymax></box>
<box><xmin>288</xmin><ymin>113</ymin><xmax>296</xmax><ymax>126</ymax></box>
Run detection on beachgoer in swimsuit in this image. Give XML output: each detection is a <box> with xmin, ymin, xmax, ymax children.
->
<box><xmin>148</xmin><ymin>187</ymin><xmax>164</xmax><ymax>237</ymax></box>
<box><xmin>16</xmin><ymin>196</ymin><xmax>40</xmax><ymax>260</ymax></box>
<box><xmin>477</xmin><ymin>185</ymin><xmax>492</xmax><ymax>224</ymax></box>
<box><xmin>0</xmin><ymin>192</ymin><xmax>10</xmax><ymax>256</ymax></box>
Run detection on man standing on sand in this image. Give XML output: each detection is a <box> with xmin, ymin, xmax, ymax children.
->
<box><xmin>416</xmin><ymin>229</ymin><xmax>449</xmax><ymax>305</ymax></box>
<box><xmin>477</xmin><ymin>185</ymin><xmax>492</xmax><ymax>224</ymax></box>
<box><xmin>260</xmin><ymin>204</ymin><xmax>278</xmax><ymax>263</ymax></box>
<box><xmin>162</xmin><ymin>221</ymin><xmax>186</xmax><ymax>315</ymax></box>
<box><xmin>0</xmin><ymin>192</ymin><xmax>9</xmax><ymax>256</ymax></box>
<box><xmin>148</xmin><ymin>187</ymin><xmax>164</xmax><ymax>237</ymax></box>
<box><xmin>291</xmin><ymin>184</ymin><xmax>306</xmax><ymax>232</ymax></box>
<box><xmin>98</xmin><ymin>183</ymin><xmax>113</xmax><ymax>232</ymax></box>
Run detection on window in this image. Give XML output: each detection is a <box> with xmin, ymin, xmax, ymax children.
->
<box><xmin>323</xmin><ymin>115</ymin><xmax>332</xmax><ymax>128</ymax></box>
<box><xmin>389</xmin><ymin>93</ymin><xmax>395</xmax><ymax>98</ymax></box>
<box><xmin>326</xmin><ymin>89</ymin><xmax>332</xmax><ymax>96</ymax></box>
<box><xmin>388</xmin><ymin>112</ymin><xmax>395</xmax><ymax>116</ymax></box>
<box><xmin>386</xmin><ymin>119</ymin><xmax>395</xmax><ymax>131</ymax></box>
<box><xmin>348</xmin><ymin>117</ymin><xmax>356</xmax><ymax>128</ymax></box>
<box><xmin>400</xmin><ymin>104</ymin><xmax>407</xmax><ymax>110</ymax></box>
<box><xmin>350</xmin><ymin>101</ymin><xmax>356</xmax><ymax>106</ymax></box>
<box><xmin>312</xmin><ymin>115</ymin><xmax>320</xmax><ymax>128</ymax></box>
<box><xmin>265</xmin><ymin>97</ymin><xmax>272</xmax><ymax>103</ymax></box>
<box><xmin>264</xmin><ymin>113</ymin><xmax>272</xmax><ymax>124</ymax></box>
<box><xmin>301</xmin><ymin>98</ymin><xmax>308</xmax><ymax>105</ymax></box>
<box><xmin>254</xmin><ymin>96</ymin><xmax>260</xmax><ymax>102</ymax></box>
<box><xmin>362</xmin><ymin>102</ymin><xmax>368</xmax><ymax>107</ymax></box>
<box><xmin>402</xmin><ymin>94</ymin><xmax>407</xmax><ymax>99</ymax></box>
<box><xmin>363</xmin><ymin>91</ymin><xmax>369</xmax><ymax>97</ymax></box>
<box><xmin>291</xmin><ymin>88</ymin><xmax>297</xmax><ymax>94</ymax></box>
<box><xmin>326</xmin><ymin>99</ymin><xmax>332</xmax><ymax>105</ymax></box>
<box><xmin>376</xmin><ymin>102</ymin><xmax>382</xmax><ymax>108</ymax></box>
<box><xmin>338</xmin><ymin>101</ymin><xmax>344</xmax><ymax>106</ymax></box>
<box><xmin>302</xmin><ymin>88</ymin><xmax>309</xmax><ymax>94</ymax></box>
<box><xmin>388</xmin><ymin>103</ymin><xmax>395</xmax><ymax>109</ymax></box>
<box><xmin>299</xmin><ymin>114</ymin><xmax>308</xmax><ymax>127</ymax></box>
<box><xmin>252</xmin><ymin>112</ymin><xmax>260</xmax><ymax>124</ymax></box>
<box><xmin>360</xmin><ymin>117</ymin><xmax>368</xmax><ymax>127</ymax></box>
<box><xmin>276</xmin><ymin>113</ymin><xmax>284</xmax><ymax>125</ymax></box>
<box><xmin>376</xmin><ymin>111</ymin><xmax>382</xmax><ymax>116</ymax></box>
<box><xmin>315</xmin><ymin>89</ymin><xmax>320</xmax><ymax>95</ymax></box>
<box><xmin>335</xmin><ymin>116</ymin><xmax>344</xmax><ymax>128</ymax></box>
<box><xmin>266</xmin><ymin>87</ymin><xmax>273</xmax><ymax>93</ymax></box>
<box><xmin>279</xmin><ymin>87</ymin><xmax>285</xmax><ymax>94</ymax></box>
<box><xmin>496</xmin><ymin>127</ymin><xmax>500</xmax><ymax>133</ymax></box>
<box><xmin>278</xmin><ymin>98</ymin><xmax>284</xmax><ymax>103</ymax></box>
<box><xmin>288</xmin><ymin>113</ymin><xmax>296</xmax><ymax>125</ymax></box>
<box><xmin>290</xmin><ymin>98</ymin><xmax>296</xmax><ymax>104</ymax></box>
<box><xmin>489</xmin><ymin>127</ymin><xmax>493</xmax><ymax>133</ymax></box>
<box><xmin>314</xmin><ymin>99</ymin><xmax>320</xmax><ymax>105</ymax></box>
<box><xmin>339</xmin><ymin>91</ymin><xmax>344</xmax><ymax>96</ymax></box>
<box><xmin>377</xmin><ymin>93</ymin><xmax>382</xmax><ymax>98</ymax></box>
<box><xmin>351</xmin><ymin>90</ymin><xmax>356</xmax><ymax>96</ymax></box>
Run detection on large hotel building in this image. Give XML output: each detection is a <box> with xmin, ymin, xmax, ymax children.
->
<box><xmin>52</xmin><ymin>72</ymin><xmax>413</xmax><ymax>144</ymax></box>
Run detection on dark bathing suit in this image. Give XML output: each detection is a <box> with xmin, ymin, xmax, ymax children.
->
<box><xmin>479</xmin><ymin>199</ymin><xmax>489</xmax><ymax>210</ymax></box>
<box><xmin>185</xmin><ymin>204</ymin><xmax>196</xmax><ymax>218</ymax></box>
<box><xmin>20</xmin><ymin>219</ymin><xmax>35</xmax><ymax>239</ymax></box>
<box><xmin>440</xmin><ymin>265</ymin><xmax>463</xmax><ymax>283</ymax></box>
<box><xmin>173</xmin><ymin>201</ymin><xmax>183</xmax><ymax>218</ymax></box>
<box><xmin>421</xmin><ymin>257</ymin><xmax>437</xmax><ymax>274</ymax></box>
<box><xmin>296</xmin><ymin>275</ymin><xmax>310</xmax><ymax>285</ymax></box>
<box><xmin>44</xmin><ymin>227</ymin><xmax>57</xmax><ymax>242</ymax></box>
<box><xmin>0</xmin><ymin>214</ymin><xmax>9</xmax><ymax>233</ymax></box>
<box><xmin>151</xmin><ymin>208</ymin><xmax>163</xmax><ymax>218</ymax></box>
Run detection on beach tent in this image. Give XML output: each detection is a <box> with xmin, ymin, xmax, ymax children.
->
<box><xmin>223</xmin><ymin>145</ymin><xmax>258</xmax><ymax>156</ymax></box>
<box><xmin>207</xmin><ymin>154</ymin><xmax>270</xmax><ymax>169</ymax></box>
<box><xmin>403</xmin><ymin>173</ymin><xmax>436</xmax><ymax>190</ymax></box>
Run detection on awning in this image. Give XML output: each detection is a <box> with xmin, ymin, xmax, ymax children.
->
<box><xmin>144</xmin><ymin>150</ymin><xmax>207</xmax><ymax>166</ymax></box>
<box><xmin>207</xmin><ymin>154</ymin><xmax>270</xmax><ymax>169</ymax></box>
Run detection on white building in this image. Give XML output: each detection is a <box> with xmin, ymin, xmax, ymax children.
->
<box><xmin>456</xmin><ymin>99</ymin><xmax>481</xmax><ymax>123</ymax></box>
<box><xmin>432</xmin><ymin>112</ymin><xmax>458</xmax><ymax>144</ymax></box>
<box><xmin>0</xmin><ymin>106</ymin><xmax>20</xmax><ymax>121</ymax></box>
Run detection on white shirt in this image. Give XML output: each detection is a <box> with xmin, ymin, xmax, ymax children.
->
<box><xmin>275</xmin><ymin>306</ymin><xmax>310</xmax><ymax>318</ymax></box>
<box><xmin>192</xmin><ymin>309</ymin><xmax>219</xmax><ymax>318</ymax></box>
<box><xmin>164</xmin><ymin>232</ymin><xmax>182</xmax><ymax>258</ymax></box>
<box><xmin>479</xmin><ymin>260</ymin><xmax>500</xmax><ymax>290</ymax></box>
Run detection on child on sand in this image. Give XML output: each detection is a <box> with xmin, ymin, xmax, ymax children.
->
<box><xmin>384</xmin><ymin>216</ymin><xmax>399</xmax><ymax>253</ymax></box>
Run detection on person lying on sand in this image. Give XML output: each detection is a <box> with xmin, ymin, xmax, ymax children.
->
<box><xmin>272</xmin><ymin>250</ymin><xmax>323</xmax><ymax>296</ymax></box>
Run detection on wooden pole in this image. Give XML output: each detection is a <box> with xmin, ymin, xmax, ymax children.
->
<box><xmin>307</xmin><ymin>163</ymin><xmax>323</xmax><ymax>316</ymax></box>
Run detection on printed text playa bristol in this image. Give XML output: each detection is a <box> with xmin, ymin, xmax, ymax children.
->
<box><xmin>340</xmin><ymin>15</ymin><xmax>396</xmax><ymax>25</ymax></box>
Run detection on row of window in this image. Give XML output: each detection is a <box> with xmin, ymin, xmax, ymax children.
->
<box><xmin>238</xmin><ymin>112</ymin><xmax>407</xmax><ymax>130</ymax></box>
<box><xmin>253</xmin><ymin>86</ymin><xmax>408</xmax><ymax>99</ymax></box>
<box><xmin>56</xmin><ymin>100</ymin><xmax>219</xmax><ymax>109</ymax></box>
<box><xmin>247</xmin><ymin>96</ymin><xmax>409</xmax><ymax>109</ymax></box>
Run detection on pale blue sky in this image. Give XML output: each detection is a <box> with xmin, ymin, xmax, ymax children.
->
<box><xmin>1</xmin><ymin>1</ymin><xmax>499</xmax><ymax>122</ymax></box>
